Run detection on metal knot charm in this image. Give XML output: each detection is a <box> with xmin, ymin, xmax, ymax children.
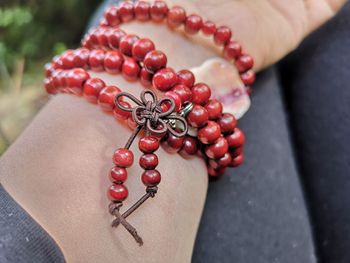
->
<box><xmin>115</xmin><ymin>89</ymin><xmax>188</xmax><ymax>137</ymax></box>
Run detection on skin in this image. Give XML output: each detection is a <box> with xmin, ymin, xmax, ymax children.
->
<box><xmin>0</xmin><ymin>0</ymin><xmax>347</xmax><ymax>262</ymax></box>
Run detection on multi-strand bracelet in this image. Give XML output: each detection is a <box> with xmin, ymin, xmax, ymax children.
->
<box><xmin>44</xmin><ymin>0</ymin><xmax>255</xmax><ymax>246</ymax></box>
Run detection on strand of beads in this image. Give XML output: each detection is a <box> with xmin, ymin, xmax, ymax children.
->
<box><xmin>97</xmin><ymin>0</ymin><xmax>256</xmax><ymax>91</ymax></box>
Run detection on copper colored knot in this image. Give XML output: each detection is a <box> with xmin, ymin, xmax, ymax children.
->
<box><xmin>115</xmin><ymin>89</ymin><xmax>188</xmax><ymax>137</ymax></box>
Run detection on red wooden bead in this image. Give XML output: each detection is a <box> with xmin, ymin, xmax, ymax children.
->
<box><xmin>179</xmin><ymin>136</ymin><xmax>198</xmax><ymax>156</ymax></box>
<box><xmin>139</xmin><ymin>136</ymin><xmax>160</xmax><ymax>153</ymax></box>
<box><xmin>96</xmin><ymin>27</ymin><xmax>111</xmax><ymax>48</ymax></box>
<box><xmin>150</xmin><ymin>0</ymin><xmax>168</xmax><ymax>22</ymax></box>
<box><xmin>205</xmin><ymin>99</ymin><xmax>223</xmax><ymax>120</ymax></box>
<box><xmin>214</xmin><ymin>26</ymin><xmax>232</xmax><ymax>45</ymax></box>
<box><xmin>207</xmin><ymin>165</ymin><xmax>226</xmax><ymax>177</ymax></box>
<box><xmin>163</xmin><ymin>91</ymin><xmax>181</xmax><ymax>112</ymax></box>
<box><xmin>122</xmin><ymin>58</ymin><xmax>140</xmax><ymax>81</ymax></box>
<box><xmin>118</xmin><ymin>1</ymin><xmax>134</xmax><ymax>22</ymax></box>
<box><xmin>113</xmin><ymin>148</ymin><xmax>134</xmax><ymax>168</ymax></box>
<box><xmin>223</xmin><ymin>41</ymin><xmax>242</xmax><ymax>60</ymax></box>
<box><xmin>119</xmin><ymin>34</ymin><xmax>140</xmax><ymax>56</ymax></box>
<box><xmin>230</xmin><ymin>154</ymin><xmax>244</xmax><ymax>167</ymax></box>
<box><xmin>83</xmin><ymin>78</ymin><xmax>106</xmax><ymax>103</ymax></box>
<box><xmin>236</xmin><ymin>54</ymin><xmax>254</xmax><ymax>73</ymax></box>
<box><xmin>139</xmin><ymin>153</ymin><xmax>159</xmax><ymax>170</ymax></box>
<box><xmin>141</xmin><ymin>170</ymin><xmax>161</xmax><ymax>186</ymax></box>
<box><xmin>104</xmin><ymin>51</ymin><xmax>124</xmax><ymax>74</ymax></box>
<box><xmin>98</xmin><ymin>86</ymin><xmax>121</xmax><ymax>111</ymax></box>
<box><xmin>192</xmin><ymin>83</ymin><xmax>211</xmax><ymax>105</ymax></box>
<box><xmin>108</xmin><ymin>183</ymin><xmax>128</xmax><ymax>201</ymax></box>
<box><xmin>66</xmin><ymin>68</ymin><xmax>90</xmax><ymax>95</ymax></box>
<box><xmin>74</xmin><ymin>48</ymin><xmax>90</xmax><ymax>68</ymax></box>
<box><xmin>240</xmin><ymin>70</ymin><xmax>256</xmax><ymax>86</ymax></box>
<box><xmin>187</xmin><ymin>105</ymin><xmax>209</xmax><ymax>128</ymax></box>
<box><xmin>177</xmin><ymin>69</ymin><xmax>195</xmax><ymax>88</ymax></box>
<box><xmin>104</xmin><ymin>6</ymin><xmax>120</xmax><ymax>26</ymax></box>
<box><xmin>108</xmin><ymin>28</ymin><xmax>126</xmax><ymax>49</ymax></box>
<box><xmin>61</xmin><ymin>50</ymin><xmax>75</xmax><ymax>69</ymax></box>
<box><xmin>88</xmin><ymin>49</ymin><xmax>105</xmax><ymax>72</ymax></box>
<box><xmin>218</xmin><ymin>113</ymin><xmax>237</xmax><ymax>134</ymax></box>
<box><xmin>110</xmin><ymin>166</ymin><xmax>128</xmax><ymax>183</ymax></box>
<box><xmin>172</xmin><ymin>84</ymin><xmax>192</xmax><ymax>104</ymax></box>
<box><xmin>209</xmin><ymin>152</ymin><xmax>232</xmax><ymax>169</ymax></box>
<box><xmin>144</xmin><ymin>50</ymin><xmax>167</xmax><ymax>73</ymax></box>
<box><xmin>167</xmin><ymin>6</ymin><xmax>186</xmax><ymax>28</ymax></box>
<box><xmin>201</xmin><ymin>20</ymin><xmax>216</xmax><ymax>35</ymax></box>
<box><xmin>134</xmin><ymin>1</ymin><xmax>150</xmax><ymax>21</ymax></box>
<box><xmin>140</xmin><ymin>68</ymin><xmax>153</xmax><ymax>87</ymax></box>
<box><xmin>152</xmin><ymin>68</ymin><xmax>178</xmax><ymax>91</ymax></box>
<box><xmin>185</xmin><ymin>14</ymin><xmax>203</xmax><ymax>34</ymax></box>
<box><xmin>113</xmin><ymin>100</ymin><xmax>131</xmax><ymax>121</ymax></box>
<box><xmin>132</xmin><ymin>38</ymin><xmax>155</xmax><ymax>61</ymax></box>
<box><xmin>44</xmin><ymin>78</ymin><xmax>56</xmax><ymax>94</ymax></box>
<box><xmin>198</xmin><ymin>121</ymin><xmax>221</xmax><ymax>144</ymax></box>
<box><xmin>164</xmin><ymin>133</ymin><xmax>185</xmax><ymax>153</ymax></box>
<box><xmin>225</xmin><ymin>128</ymin><xmax>246</xmax><ymax>148</ymax></box>
<box><xmin>205</xmin><ymin>136</ymin><xmax>229</xmax><ymax>159</ymax></box>
<box><xmin>230</xmin><ymin>146</ymin><xmax>243</xmax><ymax>157</ymax></box>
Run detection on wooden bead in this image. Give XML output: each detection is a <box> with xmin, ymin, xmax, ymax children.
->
<box><xmin>108</xmin><ymin>183</ymin><xmax>128</xmax><ymax>201</ymax></box>
<box><xmin>113</xmin><ymin>148</ymin><xmax>134</xmax><ymax>168</ymax></box>
<box><xmin>110</xmin><ymin>166</ymin><xmax>128</xmax><ymax>183</ymax></box>
<box><xmin>139</xmin><ymin>154</ymin><xmax>159</xmax><ymax>170</ymax></box>
<box><xmin>139</xmin><ymin>136</ymin><xmax>160</xmax><ymax>153</ymax></box>
<box><xmin>198</xmin><ymin>121</ymin><xmax>221</xmax><ymax>144</ymax></box>
<box><xmin>141</xmin><ymin>170</ymin><xmax>161</xmax><ymax>186</ymax></box>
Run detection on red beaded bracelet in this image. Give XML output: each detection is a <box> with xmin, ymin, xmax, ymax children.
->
<box><xmin>93</xmin><ymin>0</ymin><xmax>256</xmax><ymax>89</ymax></box>
<box><xmin>44</xmin><ymin>0</ymin><xmax>250</xmax><ymax>246</ymax></box>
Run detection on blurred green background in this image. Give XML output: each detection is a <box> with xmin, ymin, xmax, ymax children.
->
<box><xmin>0</xmin><ymin>0</ymin><xmax>101</xmax><ymax>155</ymax></box>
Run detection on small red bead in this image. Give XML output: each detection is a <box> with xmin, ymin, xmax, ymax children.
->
<box><xmin>163</xmin><ymin>133</ymin><xmax>184</xmax><ymax>153</ymax></box>
<box><xmin>113</xmin><ymin>100</ymin><xmax>131</xmax><ymax>121</ymax></box>
<box><xmin>240</xmin><ymin>70</ymin><xmax>256</xmax><ymax>86</ymax></box>
<box><xmin>198</xmin><ymin>121</ymin><xmax>221</xmax><ymax>144</ymax></box>
<box><xmin>209</xmin><ymin>152</ymin><xmax>232</xmax><ymax>169</ymax></box>
<box><xmin>98</xmin><ymin>86</ymin><xmax>121</xmax><ymax>111</ymax></box>
<box><xmin>97</xmin><ymin>27</ymin><xmax>111</xmax><ymax>48</ymax></box>
<box><xmin>152</xmin><ymin>68</ymin><xmax>178</xmax><ymax>91</ymax></box>
<box><xmin>167</xmin><ymin>6</ymin><xmax>186</xmax><ymax>28</ymax></box>
<box><xmin>104</xmin><ymin>6</ymin><xmax>120</xmax><ymax>26</ymax></box>
<box><xmin>118</xmin><ymin>1</ymin><xmax>134</xmax><ymax>22</ymax></box>
<box><xmin>205</xmin><ymin>99</ymin><xmax>223</xmax><ymax>120</ymax></box>
<box><xmin>164</xmin><ymin>91</ymin><xmax>182</xmax><ymax>112</ymax></box>
<box><xmin>140</xmin><ymin>68</ymin><xmax>153</xmax><ymax>87</ymax></box>
<box><xmin>192</xmin><ymin>83</ymin><xmax>211</xmax><ymax>105</ymax></box>
<box><xmin>205</xmin><ymin>136</ymin><xmax>229</xmax><ymax>159</ymax></box>
<box><xmin>230</xmin><ymin>154</ymin><xmax>244</xmax><ymax>167</ymax></box>
<box><xmin>61</xmin><ymin>50</ymin><xmax>75</xmax><ymax>69</ymax></box>
<box><xmin>110</xmin><ymin>166</ymin><xmax>128</xmax><ymax>183</ymax></box>
<box><xmin>177</xmin><ymin>69</ymin><xmax>195</xmax><ymax>88</ymax></box>
<box><xmin>108</xmin><ymin>28</ymin><xmax>126</xmax><ymax>49</ymax></box>
<box><xmin>214</xmin><ymin>26</ymin><xmax>232</xmax><ymax>45</ymax></box>
<box><xmin>132</xmin><ymin>38</ymin><xmax>155</xmax><ymax>61</ymax></box>
<box><xmin>185</xmin><ymin>14</ymin><xmax>203</xmax><ymax>34</ymax></box>
<box><xmin>66</xmin><ymin>68</ymin><xmax>90</xmax><ymax>95</ymax></box>
<box><xmin>113</xmin><ymin>148</ymin><xmax>134</xmax><ymax>168</ymax></box>
<box><xmin>119</xmin><ymin>34</ymin><xmax>140</xmax><ymax>57</ymax></box>
<box><xmin>44</xmin><ymin>78</ymin><xmax>56</xmax><ymax>94</ymax></box>
<box><xmin>230</xmin><ymin>146</ymin><xmax>243</xmax><ymax>157</ymax></box>
<box><xmin>179</xmin><ymin>136</ymin><xmax>198</xmax><ymax>157</ymax></box>
<box><xmin>225</xmin><ymin>128</ymin><xmax>246</xmax><ymax>148</ymax></box>
<box><xmin>141</xmin><ymin>170</ymin><xmax>161</xmax><ymax>186</ymax></box>
<box><xmin>139</xmin><ymin>153</ymin><xmax>159</xmax><ymax>170</ymax></box>
<box><xmin>172</xmin><ymin>84</ymin><xmax>192</xmax><ymax>104</ymax></box>
<box><xmin>207</xmin><ymin>165</ymin><xmax>226</xmax><ymax>177</ymax></box>
<box><xmin>74</xmin><ymin>48</ymin><xmax>90</xmax><ymax>68</ymax></box>
<box><xmin>218</xmin><ymin>113</ymin><xmax>237</xmax><ymax>134</ymax></box>
<box><xmin>236</xmin><ymin>55</ymin><xmax>254</xmax><ymax>73</ymax></box>
<box><xmin>88</xmin><ymin>49</ymin><xmax>105</xmax><ymax>72</ymax></box>
<box><xmin>104</xmin><ymin>51</ymin><xmax>124</xmax><ymax>74</ymax></box>
<box><xmin>201</xmin><ymin>20</ymin><xmax>216</xmax><ymax>35</ymax></box>
<box><xmin>83</xmin><ymin>78</ymin><xmax>106</xmax><ymax>103</ymax></box>
<box><xmin>134</xmin><ymin>1</ymin><xmax>150</xmax><ymax>21</ymax></box>
<box><xmin>223</xmin><ymin>41</ymin><xmax>242</xmax><ymax>60</ymax></box>
<box><xmin>122</xmin><ymin>58</ymin><xmax>141</xmax><ymax>81</ymax></box>
<box><xmin>139</xmin><ymin>136</ymin><xmax>160</xmax><ymax>153</ymax></box>
<box><xmin>108</xmin><ymin>183</ymin><xmax>128</xmax><ymax>201</ymax></box>
<box><xmin>150</xmin><ymin>0</ymin><xmax>168</xmax><ymax>22</ymax></box>
<box><xmin>144</xmin><ymin>50</ymin><xmax>167</xmax><ymax>73</ymax></box>
<box><xmin>187</xmin><ymin>105</ymin><xmax>209</xmax><ymax>128</ymax></box>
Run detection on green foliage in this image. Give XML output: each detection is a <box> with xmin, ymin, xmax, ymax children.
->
<box><xmin>0</xmin><ymin>0</ymin><xmax>100</xmax><ymax>73</ymax></box>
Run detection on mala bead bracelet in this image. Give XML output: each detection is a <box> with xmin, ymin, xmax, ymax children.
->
<box><xmin>94</xmin><ymin>0</ymin><xmax>256</xmax><ymax>90</ymax></box>
<box><xmin>44</xmin><ymin>0</ymin><xmax>249</xmax><ymax>246</ymax></box>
